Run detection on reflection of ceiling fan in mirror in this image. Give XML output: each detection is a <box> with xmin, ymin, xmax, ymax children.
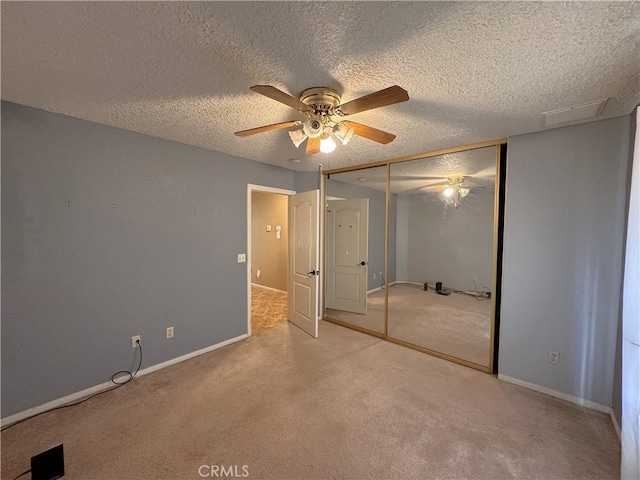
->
<box><xmin>421</xmin><ymin>175</ymin><xmax>483</xmax><ymax>208</ymax></box>
<box><xmin>234</xmin><ymin>85</ymin><xmax>409</xmax><ymax>155</ymax></box>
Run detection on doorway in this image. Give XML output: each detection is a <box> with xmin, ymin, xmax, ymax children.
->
<box><xmin>247</xmin><ymin>185</ymin><xmax>295</xmax><ymax>336</ymax></box>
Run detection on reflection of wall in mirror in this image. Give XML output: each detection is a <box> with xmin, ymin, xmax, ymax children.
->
<box><xmin>326</xmin><ymin>179</ymin><xmax>396</xmax><ymax>290</ymax></box>
<box><xmin>395</xmin><ymin>188</ymin><xmax>494</xmax><ymax>292</ymax></box>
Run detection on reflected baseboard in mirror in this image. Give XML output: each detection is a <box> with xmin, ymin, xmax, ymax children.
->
<box><xmin>386</xmin><ymin>283</ymin><xmax>491</xmax><ymax>367</ymax></box>
<box><xmin>325</xmin><ymin>286</ymin><xmax>386</xmax><ymax>334</ymax></box>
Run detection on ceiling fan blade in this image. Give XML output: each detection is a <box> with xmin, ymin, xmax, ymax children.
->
<box><xmin>346</xmin><ymin>121</ymin><xmax>396</xmax><ymax>144</ymax></box>
<box><xmin>234</xmin><ymin>121</ymin><xmax>297</xmax><ymax>137</ymax></box>
<box><xmin>339</xmin><ymin>85</ymin><xmax>409</xmax><ymax>115</ymax></box>
<box><xmin>306</xmin><ymin>136</ymin><xmax>320</xmax><ymax>155</ymax></box>
<box><xmin>420</xmin><ymin>184</ymin><xmax>446</xmax><ymax>191</ymax></box>
<box><xmin>250</xmin><ymin>85</ymin><xmax>312</xmax><ymax>112</ymax></box>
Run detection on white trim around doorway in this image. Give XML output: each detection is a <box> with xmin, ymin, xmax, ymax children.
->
<box><xmin>246</xmin><ymin>184</ymin><xmax>296</xmax><ymax>337</ymax></box>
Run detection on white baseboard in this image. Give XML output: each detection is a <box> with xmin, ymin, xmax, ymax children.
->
<box><xmin>498</xmin><ymin>374</ymin><xmax>613</xmax><ymax>414</ymax></box>
<box><xmin>499</xmin><ymin>374</ymin><xmax>620</xmax><ymax>441</ymax></box>
<box><xmin>1</xmin><ymin>334</ymin><xmax>247</xmax><ymax>427</ymax></box>
<box><xmin>367</xmin><ymin>281</ymin><xmax>400</xmax><ymax>294</ymax></box>
<box><xmin>251</xmin><ymin>283</ymin><xmax>286</xmax><ymax>294</ymax></box>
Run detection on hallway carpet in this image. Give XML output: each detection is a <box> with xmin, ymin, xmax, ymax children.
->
<box><xmin>1</xmin><ymin>321</ymin><xmax>619</xmax><ymax>479</ymax></box>
<box><xmin>251</xmin><ymin>284</ymin><xmax>287</xmax><ymax>335</ymax></box>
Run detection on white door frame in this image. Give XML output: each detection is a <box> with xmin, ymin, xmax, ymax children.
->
<box><xmin>247</xmin><ymin>184</ymin><xmax>296</xmax><ymax>337</ymax></box>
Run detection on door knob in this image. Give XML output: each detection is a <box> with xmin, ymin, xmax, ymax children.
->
<box><xmin>358</xmin><ymin>261</ymin><xmax>366</xmax><ymax>266</ymax></box>
<box><xmin>307</xmin><ymin>269</ymin><xmax>318</xmax><ymax>276</ymax></box>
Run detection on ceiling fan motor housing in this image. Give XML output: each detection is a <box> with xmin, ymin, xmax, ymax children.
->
<box><xmin>300</xmin><ymin>87</ymin><xmax>341</xmax><ymax>115</ymax></box>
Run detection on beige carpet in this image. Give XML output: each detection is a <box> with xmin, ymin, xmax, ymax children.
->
<box><xmin>1</xmin><ymin>321</ymin><xmax>618</xmax><ymax>480</ymax></box>
<box><xmin>326</xmin><ymin>283</ymin><xmax>491</xmax><ymax>366</ymax></box>
<box><xmin>251</xmin><ymin>285</ymin><xmax>287</xmax><ymax>335</ymax></box>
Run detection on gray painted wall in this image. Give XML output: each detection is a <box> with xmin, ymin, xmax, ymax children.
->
<box><xmin>1</xmin><ymin>102</ymin><xmax>297</xmax><ymax>417</ymax></box>
<box><xmin>294</xmin><ymin>171</ymin><xmax>320</xmax><ymax>193</ymax></box>
<box><xmin>500</xmin><ymin>116</ymin><xmax>631</xmax><ymax>407</ymax></box>
<box><xmin>395</xmin><ymin>189</ymin><xmax>495</xmax><ymax>291</ymax></box>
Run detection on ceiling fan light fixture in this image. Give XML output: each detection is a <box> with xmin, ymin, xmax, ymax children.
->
<box><xmin>459</xmin><ymin>187</ymin><xmax>470</xmax><ymax>198</ymax></box>
<box><xmin>289</xmin><ymin>129</ymin><xmax>307</xmax><ymax>148</ymax></box>
<box><xmin>442</xmin><ymin>186</ymin><xmax>455</xmax><ymax>198</ymax></box>
<box><xmin>303</xmin><ymin>118</ymin><xmax>323</xmax><ymax>139</ymax></box>
<box><xmin>333</xmin><ymin>122</ymin><xmax>354</xmax><ymax>146</ymax></box>
<box><xmin>319</xmin><ymin>133</ymin><xmax>336</xmax><ymax>154</ymax></box>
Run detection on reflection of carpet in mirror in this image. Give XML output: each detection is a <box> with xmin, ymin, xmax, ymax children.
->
<box><xmin>326</xmin><ymin>283</ymin><xmax>491</xmax><ymax>367</ymax></box>
<box><xmin>252</xmin><ymin>285</ymin><xmax>288</xmax><ymax>335</ymax></box>
<box><xmin>326</xmin><ymin>293</ymin><xmax>386</xmax><ymax>334</ymax></box>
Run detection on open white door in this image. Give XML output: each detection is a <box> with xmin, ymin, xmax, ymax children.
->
<box><xmin>288</xmin><ymin>190</ymin><xmax>319</xmax><ymax>338</ymax></box>
<box><xmin>326</xmin><ymin>199</ymin><xmax>369</xmax><ymax>314</ymax></box>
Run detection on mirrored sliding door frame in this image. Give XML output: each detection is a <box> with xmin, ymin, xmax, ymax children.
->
<box><xmin>322</xmin><ymin>138</ymin><xmax>507</xmax><ymax>373</ymax></box>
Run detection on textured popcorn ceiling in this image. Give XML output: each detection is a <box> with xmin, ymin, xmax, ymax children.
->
<box><xmin>2</xmin><ymin>2</ymin><xmax>638</xmax><ymax>172</ymax></box>
<box><xmin>330</xmin><ymin>146</ymin><xmax>497</xmax><ymax>193</ymax></box>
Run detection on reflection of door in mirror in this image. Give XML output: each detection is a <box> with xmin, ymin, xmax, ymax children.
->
<box><xmin>326</xmin><ymin>199</ymin><xmax>368</xmax><ymax>314</ymax></box>
<box><xmin>324</xmin><ymin>166</ymin><xmax>387</xmax><ymax>334</ymax></box>
<box><xmin>388</xmin><ymin>146</ymin><xmax>497</xmax><ymax>368</ymax></box>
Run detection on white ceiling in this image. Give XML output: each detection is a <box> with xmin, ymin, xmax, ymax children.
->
<box><xmin>2</xmin><ymin>1</ymin><xmax>638</xmax><ymax>172</ymax></box>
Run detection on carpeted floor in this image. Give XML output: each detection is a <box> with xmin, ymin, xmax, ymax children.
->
<box><xmin>251</xmin><ymin>284</ymin><xmax>287</xmax><ymax>335</ymax></box>
<box><xmin>326</xmin><ymin>283</ymin><xmax>491</xmax><ymax>366</ymax></box>
<box><xmin>1</xmin><ymin>321</ymin><xmax>619</xmax><ymax>480</ymax></box>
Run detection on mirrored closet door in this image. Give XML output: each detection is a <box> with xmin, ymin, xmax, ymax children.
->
<box><xmin>323</xmin><ymin>141</ymin><xmax>504</xmax><ymax>372</ymax></box>
<box><xmin>388</xmin><ymin>146</ymin><xmax>498</xmax><ymax>368</ymax></box>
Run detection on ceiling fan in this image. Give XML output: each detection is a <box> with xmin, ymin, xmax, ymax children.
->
<box><xmin>234</xmin><ymin>85</ymin><xmax>409</xmax><ymax>155</ymax></box>
<box><xmin>420</xmin><ymin>175</ymin><xmax>480</xmax><ymax>208</ymax></box>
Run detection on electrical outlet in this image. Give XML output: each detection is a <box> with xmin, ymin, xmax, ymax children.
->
<box><xmin>131</xmin><ymin>335</ymin><xmax>141</xmax><ymax>348</ymax></box>
<box><xmin>166</xmin><ymin>326</ymin><xmax>174</xmax><ymax>339</ymax></box>
<box><xmin>547</xmin><ymin>350</ymin><xmax>559</xmax><ymax>364</ymax></box>
<box><xmin>373</xmin><ymin>273</ymin><xmax>376</xmax><ymax>279</ymax></box>
<box><xmin>237</xmin><ymin>253</ymin><xmax>246</xmax><ymax>263</ymax></box>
